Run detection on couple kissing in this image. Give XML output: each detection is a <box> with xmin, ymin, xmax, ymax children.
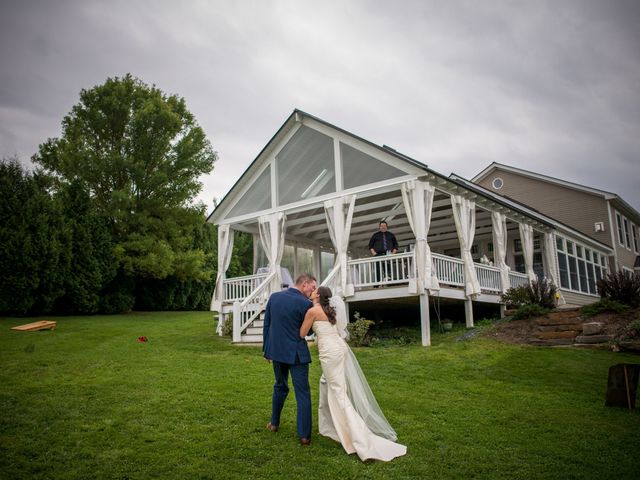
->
<box><xmin>262</xmin><ymin>273</ymin><xmax>406</xmax><ymax>462</ymax></box>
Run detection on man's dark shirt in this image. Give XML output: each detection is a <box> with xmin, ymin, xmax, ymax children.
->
<box><xmin>368</xmin><ymin>230</ymin><xmax>398</xmax><ymax>254</ymax></box>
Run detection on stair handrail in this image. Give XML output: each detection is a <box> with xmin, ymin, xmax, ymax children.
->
<box><xmin>320</xmin><ymin>263</ymin><xmax>341</xmax><ymax>291</ymax></box>
<box><xmin>233</xmin><ymin>271</ymin><xmax>276</xmax><ymax>343</ymax></box>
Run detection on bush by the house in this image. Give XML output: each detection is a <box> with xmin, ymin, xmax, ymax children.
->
<box><xmin>347</xmin><ymin>311</ymin><xmax>374</xmax><ymax>347</ymax></box>
<box><xmin>501</xmin><ymin>278</ymin><xmax>558</xmax><ymax>310</ymax></box>
<box><xmin>597</xmin><ymin>270</ymin><xmax>640</xmax><ymax>307</ymax></box>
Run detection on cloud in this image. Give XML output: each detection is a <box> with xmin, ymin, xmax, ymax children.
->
<box><xmin>1</xmin><ymin>0</ymin><xmax>639</xmax><ymax>213</ymax></box>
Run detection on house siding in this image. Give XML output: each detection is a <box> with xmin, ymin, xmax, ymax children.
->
<box><xmin>476</xmin><ymin>169</ymin><xmax>612</xmax><ymax>247</ymax></box>
<box><xmin>560</xmin><ymin>290</ymin><xmax>599</xmax><ymax>306</ymax></box>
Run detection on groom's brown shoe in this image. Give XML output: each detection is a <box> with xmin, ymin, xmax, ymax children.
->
<box><xmin>300</xmin><ymin>437</ymin><xmax>311</xmax><ymax>446</ymax></box>
<box><xmin>266</xmin><ymin>422</ymin><xmax>278</xmax><ymax>433</ymax></box>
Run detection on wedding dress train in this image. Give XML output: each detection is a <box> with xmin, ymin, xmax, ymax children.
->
<box><xmin>312</xmin><ymin>321</ymin><xmax>407</xmax><ymax>462</ymax></box>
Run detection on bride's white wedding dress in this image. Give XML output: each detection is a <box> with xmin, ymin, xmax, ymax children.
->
<box><xmin>312</xmin><ymin>320</ymin><xmax>407</xmax><ymax>462</ymax></box>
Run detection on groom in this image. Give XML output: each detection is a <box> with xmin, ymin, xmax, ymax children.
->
<box><xmin>263</xmin><ymin>273</ymin><xmax>317</xmax><ymax>445</ymax></box>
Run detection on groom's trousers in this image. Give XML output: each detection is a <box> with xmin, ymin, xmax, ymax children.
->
<box><xmin>271</xmin><ymin>357</ymin><xmax>312</xmax><ymax>439</ymax></box>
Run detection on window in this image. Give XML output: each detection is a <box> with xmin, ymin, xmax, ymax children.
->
<box><xmin>296</xmin><ymin>247</ymin><xmax>314</xmax><ymax>277</ymax></box>
<box><xmin>633</xmin><ymin>224</ymin><xmax>639</xmax><ymax>253</ymax></box>
<box><xmin>555</xmin><ymin>236</ymin><xmax>606</xmax><ymax>295</ymax></box>
<box><xmin>227</xmin><ymin>166</ymin><xmax>271</xmax><ymax>218</ymax></box>
<box><xmin>616</xmin><ymin>212</ymin><xmax>624</xmax><ymax>245</ymax></box>
<box><xmin>488</xmin><ymin>242</ymin><xmax>494</xmax><ymax>253</ymax></box>
<box><xmin>515</xmin><ymin>252</ymin><xmax>544</xmax><ymax>278</ymax></box>
<box><xmin>492</xmin><ymin>177</ymin><xmax>504</xmax><ymax>189</ymax></box>
<box><xmin>558</xmin><ymin>251</ymin><xmax>569</xmax><ymax>288</ymax></box>
<box><xmin>341</xmin><ymin>142</ymin><xmax>407</xmax><ymax>189</ymax></box>
<box><xmin>623</xmin><ymin>218</ymin><xmax>631</xmax><ymax>248</ymax></box>
<box><xmin>514</xmin><ymin>239</ymin><xmax>522</xmax><ymax>253</ymax></box>
<box><xmin>320</xmin><ymin>251</ymin><xmax>335</xmax><ymax>282</ymax></box>
<box><xmin>276</xmin><ymin>126</ymin><xmax>335</xmax><ymax>206</ymax></box>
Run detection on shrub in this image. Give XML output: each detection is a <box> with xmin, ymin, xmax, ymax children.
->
<box><xmin>580</xmin><ymin>298</ymin><xmax>630</xmax><ymax>318</ymax></box>
<box><xmin>501</xmin><ymin>278</ymin><xmax>557</xmax><ymax>309</ymax></box>
<box><xmin>597</xmin><ymin>271</ymin><xmax>640</xmax><ymax>307</ymax></box>
<box><xmin>511</xmin><ymin>304</ymin><xmax>550</xmax><ymax>320</ymax></box>
<box><xmin>347</xmin><ymin>311</ymin><xmax>374</xmax><ymax>347</ymax></box>
<box><xmin>621</xmin><ymin>319</ymin><xmax>640</xmax><ymax>341</ymax></box>
<box><xmin>501</xmin><ymin>285</ymin><xmax>530</xmax><ymax>308</ymax></box>
<box><xmin>220</xmin><ymin>314</ymin><xmax>233</xmax><ymax>337</ymax></box>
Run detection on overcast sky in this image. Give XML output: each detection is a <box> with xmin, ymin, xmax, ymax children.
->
<box><xmin>1</xmin><ymin>0</ymin><xmax>639</xmax><ymax>214</ymax></box>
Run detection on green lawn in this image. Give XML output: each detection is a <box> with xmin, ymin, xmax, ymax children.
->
<box><xmin>1</xmin><ymin>312</ymin><xmax>638</xmax><ymax>480</ymax></box>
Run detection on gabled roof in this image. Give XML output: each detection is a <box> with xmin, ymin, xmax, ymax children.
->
<box><xmin>206</xmin><ymin>110</ymin><xmax>612</xmax><ymax>253</ymax></box>
<box><xmin>471</xmin><ymin>162</ymin><xmax>640</xmax><ymax>220</ymax></box>
<box><xmin>207</xmin><ymin>108</ymin><xmax>429</xmax><ymax>224</ymax></box>
<box><xmin>472</xmin><ymin>162</ymin><xmax>618</xmax><ymax>198</ymax></box>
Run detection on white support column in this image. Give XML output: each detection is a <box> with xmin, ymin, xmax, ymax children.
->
<box><xmin>314</xmin><ymin>246</ymin><xmax>321</xmax><ymax>281</ymax></box>
<box><xmin>232</xmin><ymin>301</ymin><xmax>241</xmax><ymax>343</ymax></box>
<box><xmin>500</xmin><ymin>304</ymin><xmax>506</xmax><ymax>319</ymax></box>
<box><xmin>419</xmin><ymin>293</ymin><xmax>431</xmax><ymax>346</ymax></box>
<box><xmin>465</xmin><ymin>298</ymin><xmax>474</xmax><ymax>328</ymax></box>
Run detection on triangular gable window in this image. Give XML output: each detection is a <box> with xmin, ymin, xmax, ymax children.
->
<box><xmin>227</xmin><ymin>166</ymin><xmax>271</xmax><ymax>218</ymax></box>
<box><xmin>277</xmin><ymin>126</ymin><xmax>335</xmax><ymax>206</ymax></box>
<box><xmin>341</xmin><ymin>142</ymin><xmax>408</xmax><ymax>189</ymax></box>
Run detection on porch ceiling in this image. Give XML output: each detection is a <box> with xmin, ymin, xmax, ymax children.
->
<box><xmin>233</xmin><ymin>186</ymin><xmax>523</xmax><ymax>256</ymax></box>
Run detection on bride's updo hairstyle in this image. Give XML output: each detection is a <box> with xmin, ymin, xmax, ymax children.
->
<box><xmin>317</xmin><ymin>286</ymin><xmax>337</xmax><ymax>325</ymax></box>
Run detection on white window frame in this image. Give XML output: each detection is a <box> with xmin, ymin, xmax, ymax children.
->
<box><xmin>632</xmin><ymin>223</ymin><xmax>639</xmax><ymax>254</ymax></box>
<box><xmin>615</xmin><ymin>211</ymin><xmax>624</xmax><ymax>246</ymax></box>
<box><xmin>623</xmin><ymin>217</ymin><xmax>631</xmax><ymax>249</ymax></box>
<box><xmin>555</xmin><ymin>236</ymin><xmax>606</xmax><ymax>296</ymax></box>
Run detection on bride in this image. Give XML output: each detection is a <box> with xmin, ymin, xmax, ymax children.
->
<box><xmin>299</xmin><ymin>286</ymin><xmax>407</xmax><ymax>462</ymax></box>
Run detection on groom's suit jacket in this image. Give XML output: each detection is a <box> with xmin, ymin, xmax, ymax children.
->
<box><xmin>262</xmin><ymin>287</ymin><xmax>312</xmax><ymax>365</ymax></box>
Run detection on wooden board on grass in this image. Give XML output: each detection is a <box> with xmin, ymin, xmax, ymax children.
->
<box><xmin>11</xmin><ymin>320</ymin><xmax>57</xmax><ymax>331</ymax></box>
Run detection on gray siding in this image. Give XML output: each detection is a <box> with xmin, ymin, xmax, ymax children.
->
<box><xmin>560</xmin><ymin>290</ymin><xmax>599</xmax><ymax>307</ymax></box>
<box><xmin>476</xmin><ymin>169</ymin><xmax>612</xmax><ymax>247</ymax></box>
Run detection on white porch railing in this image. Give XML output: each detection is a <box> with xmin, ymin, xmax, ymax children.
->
<box><xmin>232</xmin><ymin>272</ymin><xmax>275</xmax><ymax>343</ymax></box>
<box><xmin>508</xmin><ymin>271</ymin><xmax>529</xmax><ymax>289</ymax></box>
<box><xmin>224</xmin><ymin>273</ymin><xmax>269</xmax><ymax>303</ymax></box>
<box><xmin>475</xmin><ymin>263</ymin><xmax>502</xmax><ymax>293</ymax></box>
<box><xmin>432</xmin><ymin>253</ymin><xmax>464</xmax><ymax>287</ymax></box>
<box><xmin>221</xmin><ymin>253</ymin><xmax>532</xmax><ymax>310</ymax></box>
<box><xmin>348</xmin><ymin>252</ymin><xmax>415</xmax><ymax>288</ymax></box>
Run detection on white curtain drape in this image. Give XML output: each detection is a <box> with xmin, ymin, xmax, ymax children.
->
<box><xmin>543</xmin><ymin>232</ymin><xmax>566</xmax><ymax>305</ymax></box>
<box><xmin>259</xmin><ymin>212</ymin><xmax>287</xmax><ymax>294</ymax></box>
<box><xmin>211</xmin><ymin>224</ymin><xmax>234</xmax><ymax>334</ymax></box>
<box><xmin>401</xmin><ymin>180</ymin><xmax>439</xmax><ymax>294</ymax></box>
<box><xmin>491</xmin><ymin>211</ymin><xmax>510</xmax><ymax>292</ymax></box>
<box><xmin>519</xmin><ymin>223</ymin><xmax>537</xmax><ymax>282</ymax></box>
<box><xmin>451</xmin><ymin>195</ymin><xmax>481</xmax><ymax>298</ymax></box>
<box><xmin>324</xmin><ymin>195</ymin><xmax>356</xmax><ymax>297</ymax></box>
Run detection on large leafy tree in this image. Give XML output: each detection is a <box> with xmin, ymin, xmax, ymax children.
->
<box><xmin>34</xmin><ymin>75</ymin><xmax>217</xmax><ymax>283</ymax></box>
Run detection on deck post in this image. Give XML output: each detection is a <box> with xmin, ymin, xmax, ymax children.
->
<box><xmin>419</xmin><ymin>293</ymin><xmax>431</xmax><ymax>346</ymax></box>
<box><xmin>464</xmin><ymin>298</ymin><xmax>474</xmax><ymax>328</ymax></box>
<box><xmin>500</xmin><ymin>304</ymin><xmax>506</xmax><ymax>319</ymax></box>
<box><xmin>232</xmin><ymin>301</ymin><xmax>241</xmax><ymax>343</ymax></box>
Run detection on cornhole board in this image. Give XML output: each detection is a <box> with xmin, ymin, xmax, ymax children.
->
<box><xmin>11</xmin><ymin>320</ymin><xmax>57</xmax><ymax>331</ymax></box>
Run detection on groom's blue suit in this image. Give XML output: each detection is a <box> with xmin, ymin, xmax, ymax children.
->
<box><xmin>263</xmin><ymin>287</ymin><xmax>313</xmax><ymax>439</ymax></box>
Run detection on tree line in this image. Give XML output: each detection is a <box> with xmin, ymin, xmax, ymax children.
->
<box><xmin>0</xmin><ymin>75</ymin><xmax>252</xmax><ymax>316</ymax></box>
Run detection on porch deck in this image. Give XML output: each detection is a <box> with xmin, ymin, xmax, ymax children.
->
<box><xmin>219</xmin><ymin>252</ymin><xmax>528</xmax><ymax>343</ymax></box>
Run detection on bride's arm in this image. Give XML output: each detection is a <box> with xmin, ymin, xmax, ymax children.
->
<box><xmin>300</xmin><ymin>308</ymin><xmax>315</xmax><ymax>338</ymax></box>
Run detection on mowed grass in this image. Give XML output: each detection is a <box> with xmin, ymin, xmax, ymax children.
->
<box><xmin>1</xmin><ymin>312</ymin><xmax>639</xmax><ymax>480</ymax></box>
